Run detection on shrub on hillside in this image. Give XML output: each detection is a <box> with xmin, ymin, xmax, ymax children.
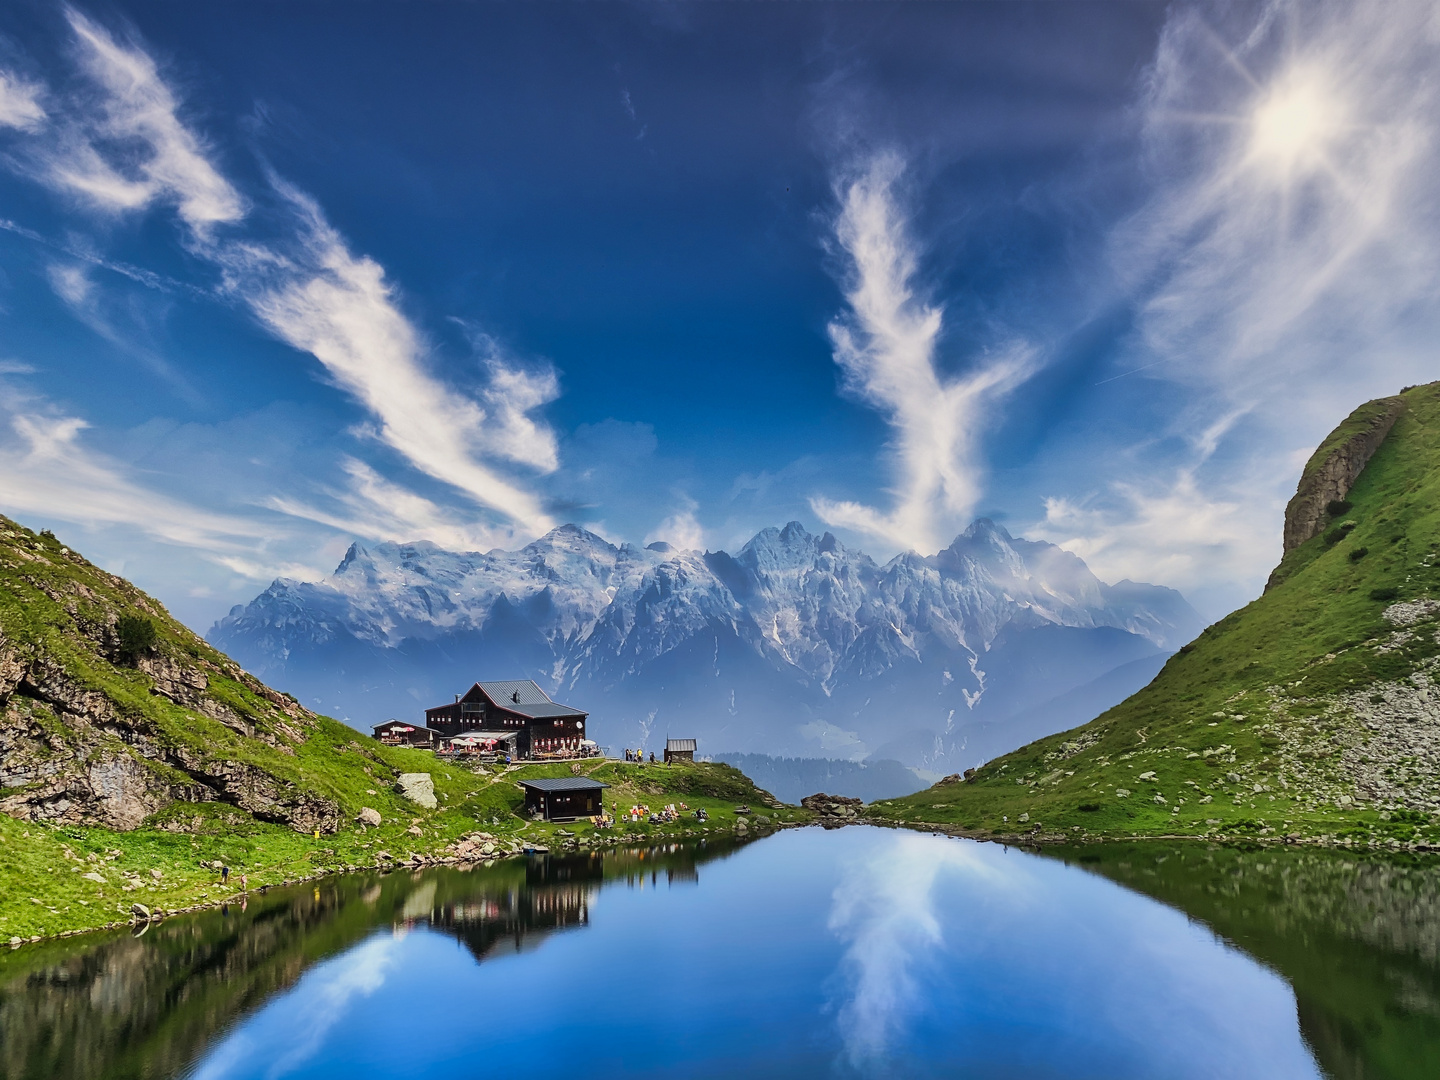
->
<box><xmin>1349</xmin><ymin>547</ymin><xmax>1369</xmax><ymax>562</ymax></box>
<box><xmin>116</xmin><ymin>615</ymin><xmax>157</xmax><ymax>665</ymax></box>
<box><xmin>1370</xmin><ymin>586</ymin><xmax>1401</xmax><ymax>602</ymax></box>
<box><xmin>1326</xmin><ymin>499</ymin><xmax>1353</xmax><ymax>517</ymax></box>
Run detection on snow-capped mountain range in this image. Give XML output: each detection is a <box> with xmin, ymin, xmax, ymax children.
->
<box><xmin>209</xmin><ymin>520</ymin><xmax>1201</xmax><ymax>773</ymax></box>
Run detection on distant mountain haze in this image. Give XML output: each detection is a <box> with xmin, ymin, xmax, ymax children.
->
<box><xmin>209</xmin><ymin>520</ymin><xmax>1202</xmax><ymax>774</ymax></box>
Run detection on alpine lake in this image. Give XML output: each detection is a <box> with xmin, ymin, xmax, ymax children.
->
<box><xmin>1</xmin><ymin>825</ymin><xmax>1437</xmax><ymax>1080</ymax></box>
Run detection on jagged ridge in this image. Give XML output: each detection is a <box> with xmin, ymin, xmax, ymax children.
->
<box><xmin>210</xmin><ymin>519</ymin><xmax>1201</xmax><ymax>770</ymax></box>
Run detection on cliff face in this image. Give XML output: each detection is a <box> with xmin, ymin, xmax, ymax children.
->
<box><xmin>0</xmin><ymin>516</ymin><xmax>344</xmax><ymax>834</ymax></box>
<box><xmin>1280</xmin><ymin>395</ymin><xmax>1406</xmax><ymax>554</ymax></box>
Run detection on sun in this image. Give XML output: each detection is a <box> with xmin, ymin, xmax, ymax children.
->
<box><xmin>1246</xmin><ymin>65</ymin><xmax>1348</xmax><ymax>177</ymax></box>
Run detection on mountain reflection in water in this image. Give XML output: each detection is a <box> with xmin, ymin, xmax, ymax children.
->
<box><xmin>0</xmin><ymin>839</ymin><xmax>739</xmax><ymax>1080</ymax></box>
<box><xmin>0</xmin><ymin>830</ymin><xmax>1437</xmax><ymax>1079</ymax></box>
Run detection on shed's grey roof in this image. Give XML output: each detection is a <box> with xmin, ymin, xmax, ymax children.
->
<box><xmin>517</xmin><ymin>777</ymin><xmax>610</xmax><ymax>792</ymax></box>
<box><xmin>666</xmin><ymin>739</ymin><xmax>697</xmax><ymax>752</ymax></box>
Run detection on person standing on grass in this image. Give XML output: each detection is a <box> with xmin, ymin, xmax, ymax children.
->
<box><xmin>240</xmin><ymin>873</ymin><xmax>248</xmax><ymax>892</ymax></box>
<box><xmin>221</xmin><ymin>865</ymin><xmax>230</xmax><ymax>885</ymax></box>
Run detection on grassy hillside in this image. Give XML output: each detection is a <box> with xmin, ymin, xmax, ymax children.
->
<box><xmin>877</xmin><ymin>382</ymin><xmax>1440</xmax><ymax>848</ymax></box>
<box><xmin>0</xmin><ymin>514</ymin><xmax>799</xmax><ymax>942</ymax></box>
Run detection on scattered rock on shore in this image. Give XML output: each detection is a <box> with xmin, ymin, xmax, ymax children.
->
<box><xmin>801</xmin><ymin>793</ymin><xmax>865</xmax><ymax>825</ymax></box>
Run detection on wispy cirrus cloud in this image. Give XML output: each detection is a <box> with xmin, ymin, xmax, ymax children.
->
<box><xmin>266</xmin><ymin>457</ymin><xmax>524</xmax><ymax>554</ymax></box>
<box><xmin>1050</xmin><ymin>0</ymin><xmax>1440</xmax><ymax>602</ymax></box>
<box><xmin>235</xmin><ymin>184</ymin><xmax>558</xmax><ymax>535</ymax></box>
<box><xmin>0</xmin><ymin>379</ymin><xmax>303</xmax><ymax>577</ymax></box>
<box><xmin>0</xmin><ymin>6</ymin><xmax>561</xmax><ymax>554</ymax></box>
<box><xmin>812</xmin><ymin>153</ymin><xmax>1030</xmax><ymax>555</ymax></box>
<box><xmin>0</xmin><ymin>71</ymin><xmax>45</xmax><ymax>130</ymax></box>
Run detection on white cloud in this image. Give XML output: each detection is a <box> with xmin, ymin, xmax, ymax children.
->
<box><xmin>1034</xmin><ymin>470</ymin><xmax>1278</xmax><ymax>595</ymax></box>
<box><xmin>813</xmin><ymin>153</ymin><xmax>1031</xmax><ymax>554</ymax></box>
<box><xmin>645</xmin><ymin>496</ymin><xmax>705</xmax><ymax>551</ymax></box>
<box><xmin>55</xmin><ymin>7</ymin><xmax>245</xmax><ymax>232</ymax></box>
<box><xmin>1070</xmin><ymin>1</ymin><xmax>1440</xmax><ymax>593</ymax></box>
<box><xmin>1120</xmin><ymin>2</ymin><xmax>1440</xmax><ymax>398</ymax></box>
<box><xmin>266</xmin><ymin>457</ymin><xmax>523</xmax><ymax>553</ymax></box>
<box><xmin>0</xmin><ymin>382</ymin><xmax>288</xmax><ymax>572</ymax></box>
<box><xmin>1</xmin><ymin>9</ymin><xmax>562</xmax><ymax>550</ymax></box>
<box><xmin>0</xmin><ymin>71</ymin><xmax>46</xmax><ymax>130</ymax></box>
<box><xmin>237</xmin><ymin>185</ymin><xmax>558</xmax><ymax>535</ymax></box>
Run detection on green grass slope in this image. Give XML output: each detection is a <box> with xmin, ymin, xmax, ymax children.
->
<box><xmin>876</xmin><ymin>382</ymin><xmax>1440</xmax><ymax>848</ymax></box>
<box><xmin>0</xmin><ymin>515</ymin><xmax>800</xmax><ymax>942</ymax></box>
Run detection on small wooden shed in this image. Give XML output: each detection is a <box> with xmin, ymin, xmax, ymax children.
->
<box><xmin>664</xmin><ymin>739</ymin><xmax>697</xmax><ymax>764</ymax></box>
<box><xmin>518</xmin><ymin>777</ymin><xmax>610</xmax><ymax>821</ymax></box>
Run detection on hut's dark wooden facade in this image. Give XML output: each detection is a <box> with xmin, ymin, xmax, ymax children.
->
<box><xmin>425</xmin><ymin>681</ymin><xmax>588</xmax><ymax>759</ymax></box>
<box><xmin>664</xmin><ymin>738</ymin><xmax>697</xmax><ymax>764</ymax></box>
<box><xmin>518</xmin><ymin>777</ymin><xmax>610</xmax><ymax>821</ymax></box>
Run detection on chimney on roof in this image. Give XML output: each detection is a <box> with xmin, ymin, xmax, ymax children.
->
<box><xmin>454</xmin><ymin>694</ymin><xmax>459</xmax><ymax>703</ymax></box>
<box><xmin>512</xmin><ymin>690</ymin><xmax>520</xmax><ymax>703</ymax></box>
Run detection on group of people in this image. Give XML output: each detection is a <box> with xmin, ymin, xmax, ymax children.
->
<box><xmin>623</xmin><ymin>748</ymin><xmax>657</xmax><ymax>763</ymax></box>
<box><xmin>625</xmin><ymin>802</ymin><xmax>688</xmax><ymax>824</ymax></box>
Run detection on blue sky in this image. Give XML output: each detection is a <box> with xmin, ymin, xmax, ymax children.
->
<box><xmin>0</xmin><ymin>1</ymin><xmax>1437</xmax><ymax>630</ymax></box>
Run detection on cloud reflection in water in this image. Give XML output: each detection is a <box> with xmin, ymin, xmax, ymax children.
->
<box><xmin>827</xmin><ymin>832</ymin><xmax>1022</xmax><ymax>1069</ymax></box>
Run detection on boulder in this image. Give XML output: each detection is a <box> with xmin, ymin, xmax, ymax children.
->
<box><xmin>356</xmin><ymin>807</ymin><xmax>382</xmax><ymax>827</ymax></box>
<box><xmin>801</xmin><ymin>793</ymin><xmax>865</xmax><ymax>827</ymax></box>
<box><xmin>130</xmin><ymin>902</ymin><xmax>151</xmax><ymax>920</ymax></box>
<box><xmin>395</xmin><ymin>773</ymin><xmax>437</xmax><ymax>809</ymax></box>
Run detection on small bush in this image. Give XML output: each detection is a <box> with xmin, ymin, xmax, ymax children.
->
<box><xmin>1077</xmin><ymin>803</ymin><xmax>1101</xmax><ymax>812</ymax></box>
<box><xmin>116</xmin><ymin>615</ymin><xmax>157</xmax><ymax>664</ymax></box>
<box><xmin>1323</xmin><ymin>527</ymin><xmax>1347</xmax><ymax>546</ymax></box>
<box><xmin>1326</xmin><ymin>499</ymin><xmax>1353</xmax><ymax>518</ymax></box>
<box><xmin>1349</xmin><ymin>546</ymin><xmax>1369</xmax><ymax>562</ymax></box>
<box><xmin>1370</xmin><ymin>586</ymin><xmax>1400</xmax><ymax>602</ymax></box>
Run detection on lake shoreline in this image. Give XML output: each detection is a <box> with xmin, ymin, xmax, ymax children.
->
<box><xmin>4</xmin><ymin>817</ymin><xmax>799</xmax><ymax>949</ymax></box>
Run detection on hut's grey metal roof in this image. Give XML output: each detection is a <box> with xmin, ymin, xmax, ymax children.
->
<box><xmin>472</xmin><ymin>685</ymin><xmax>584</xmax><ymax>720</ymax></box>
<box><xmin>517</xmin><ymin>777</ymin><xmax>610</xmax><ymax>792</ymax></box>
<box><xmin>666</xmin><ymin>739</ymin><xmax>697</xmax><ymax>752</ymax></box>
<box><xmin>474</xmin><ymin>680</ymin><xmax>587</xmax><ymax>719</ymax></box>
<box><xmin>478</xmin><ymin>680</ymin><xmax>552</xmax><ymax>705</ymax></box>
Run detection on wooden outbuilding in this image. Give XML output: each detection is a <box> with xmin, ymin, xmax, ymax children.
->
<box><xmin>664</xmin><ymin>738</ymin><xmax>697</xmax><ymax>764</ymax></box>
<box><xmin>372</xmin><ymin>720</ymin><xmax>442</xmax><ymax>749</ymax></box>
<box><xmin>518</xmin><ymin>777</ymin><xmax>609</xmax><ymax>821</ymax></box>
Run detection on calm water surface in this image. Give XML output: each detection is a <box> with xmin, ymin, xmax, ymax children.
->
<box><xmin>2</xmin><ymin>826</ymin><xmax>1438</xmax><ymax>1079</ymax></box>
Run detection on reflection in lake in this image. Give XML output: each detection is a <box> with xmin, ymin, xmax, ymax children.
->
<box><xmin>0</xmin><ymin>829</ymin><xmax>1436</xmax><ymax>1079</ymax></box>
<box><xmin>1046</xmin><ymin>842</ymin><xmax>1440</xmax><ymax>1080</ymax></box>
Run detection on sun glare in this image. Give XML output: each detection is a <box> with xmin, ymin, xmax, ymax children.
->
<box><xmin>1247</xmin><ymin>67</ymin><xmax>1346</xmax><ymax>176</ymax></box>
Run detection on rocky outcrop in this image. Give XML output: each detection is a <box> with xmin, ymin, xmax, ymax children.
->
<box><xmin>0</xmin><ymin>516</ymin><xmax>342</xmax><ymax>834</ymax></box>
<box><xmin>1280</xmin><ymin>396</ymin><xmax>1405</xmax><ymax>554</ymax></box>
